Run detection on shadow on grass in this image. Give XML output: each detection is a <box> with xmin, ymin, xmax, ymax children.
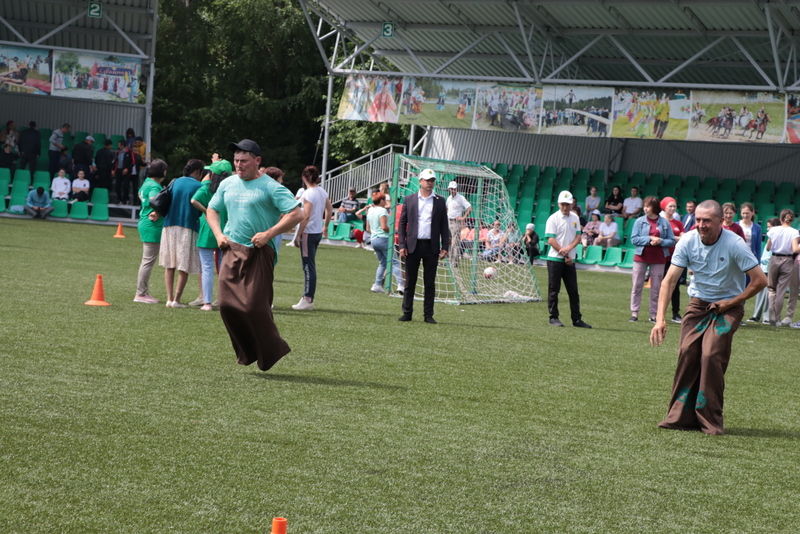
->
<box><xmin>725</xmin><ymin>427</ymin><xmax>800</xmax><ymax>439</ymax></box>
<box><xmin>252</xmin><ymin>372</ymin><xmax>408</xmax><ymax>391</ymax></box>
<box><xmin>279</xmin><ymin>308</ymin><xmax>397</xmax><ymax>318</ymax></box>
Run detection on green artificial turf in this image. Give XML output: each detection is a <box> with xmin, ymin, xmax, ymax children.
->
<box><xmin>1</xmin><ymin>218</ymin><xmax>799</xmax><ymax>533</ymax></box>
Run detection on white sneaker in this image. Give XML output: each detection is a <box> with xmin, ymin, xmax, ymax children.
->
<box><xmin>200</xmin><ymin>303</ymin><xmax>213</xmax><ymax>311</ymax></box>
<box><xmin>291</xmin><ymin>298</ymin><xmax>315</xmax><ymax>311</ymax></box>
<box><xmin>790</xmin><ymin>321</ymin><xmax>800</xmax><ymax>329</ymax></box>
<box><xmin>781</xmin><ymin>317</ymin><xmax>792</xmax><ymax>326</ymax></box>
<box><xmin>370</xmin><ymin>284</ymin><xmax>385</xmax><ymax>293</ymax></box>
<box><xmin>187</xmin><ymin>297</ymin><xmax>204</xmax><ymax>307</ymax></box>
<box><xmin>171</xmin><ymin>301</ymin><xmax>188</xmax><ymax>308</ymax></box>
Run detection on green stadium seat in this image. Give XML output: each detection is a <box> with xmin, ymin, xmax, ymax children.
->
<box><xmin>0</xmin><ymin>196</ymin><xmax>5</xmax><ymax>213</ymax></box>
<box><xmin>0</xmin><ymin>168</ymin><xmax>10</xmax><ymax>182</ymax></box>
<box><xmin>74</xmin><ymin>131</ymin><xmax>90</xmax><ymax>143</ymax></box>
<box><xmin>69</xmin><ymin>201</ymin><xmax>89</xmax><ymax>219</ymax></box>
<box><xmin>110</xmin><ymin>135</ymin><xmax>125</xmax><ymax>147</ymax></box>
<box><xmin>611</xmin><ymin>171</ymin><xmax>628</xmax><ymax>187</ymax></box>
<box><xmin>12</xmin><ymin>169</ymin><xmax>31</xmax><ymax>186</ymax></box>
<box><xmin>90</xmin><ymin>188</ymin><xmax>110</xmax><ymax>204</ymax></box>
<box><xmin>89</xmin><ymin>203</ymin><xmax>109</xmax><ymax>221</ymax></box>
<box><xmin>590</xmin><ymin>169</ymin><xmax>605</xmax><ymax>186</ymax></box>
<box><xmin>62</xmin><ymin>132</ymin><xmax>75</xmax><ymax>150</ymax></box>
<box><xmin>738</xmin><ymin>179</ymin><xmax>756</xmax><ymax>195</ymax></box>
<box><xmin>541</xmin><ymin>166</ymin><xmax>557</xmax><ymax>184</ymax></box>
<box><xmin>577</xmin><ymin>245</ymin><xmax>603</xmax><ymax>265</ymax></box>
<box><xmin>525</xmin><ymin>165</ymin><xmax>541</xmax><ymax>181</ymax></box>
<box><xmin>0</xmin><ymin>174</ymin><xmax>9</xmax><ymax>194</ymax></box>
<box><xmin>9</xmin><ymin>181</ymin><xmax>29</xmax><ymax>213</ymax></box>
<box><xmin>630</xmin><ymin>172</ymin><xmax>646</xmax><ymax>188</ymax></box>
<box><xmin>509</xmin><ymin>164</ymin><xmax>524</xmax><ymax>178</ymax></box>
<box><xmin>618</xmin><ymin>248</ymin><xmax>635</xmax><ymax>268</ymax></box>
<box><xmin>51</xmin><ymin>199</ymin><xmax>69</xmax><ymax>218</ymax></box>
<box><xmin>776</xmin><ymin>182</ymin><xmax>796</xmax><ymax>201</ymax></box>
<box><xmin>664</xmin><ymin>174</ymin><xmax>682</xmax><ymax>192</ymax></box>
<box><xmin>32</xmin><ymin>171</ymin><xmax>50</xmax><ymax>189</ymax></box>
<box><xmin>757</xmin><ymin>202</ymin><xmax>775</xmax><ymax>217</ymax></box>
<box><xmin>573</xmin><ymin>244</ymin><xmax>583</xmax><ymax>260</ymax></box>
<box><xmin>494</xmin><ymin>163</ymin><xmax>509</xmax><ymax>177</ymax></box>
<box><xmin>598</xmin><ymin>246</ymin><xmax>623</xmax><ymax>267</ymax></box>
<box><xmin>756</xmin><ymin>181</ymin><xmax>775</xmax><ymax>200</ymax></box>
<box><xmin>623</xmin><ymin>218</ymin><xmax>637</xmax><ymax>239</ymax></box>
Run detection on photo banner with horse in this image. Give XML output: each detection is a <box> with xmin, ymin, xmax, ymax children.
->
<box><xmin>0</xmin><ymin>45</ymin><xmax>52</xmax><ymax>96</ymax></box>
<box><xmin>336</xmin><ymin>74</ymin><xmax>796</xmax><ymax>145</ymax></box>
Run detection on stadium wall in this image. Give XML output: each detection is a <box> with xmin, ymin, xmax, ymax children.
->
<box><xmin>0</xmin><ymin>93</ymin><xmax>145</xmax><ymax>139</ymax></box>
<box><xmin>425</xmin><ymin>127</ymin><xmax>800</xmax><ymax>185</ymax></box>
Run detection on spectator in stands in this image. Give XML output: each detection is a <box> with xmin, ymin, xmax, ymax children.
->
<box><xmin>523</xmin><ymin>223</ymin><xmax>540</xmax><ymax>263</ymax></box>
<box><xmin>125</xmin><ymin>128</ymin><xmax>136</xmax><ymax>149</ymax></box>
<box><xmin>459</xmin><ymin>223</ymin><xmax>475</xmax><ymax>257</ymax></box>
<box><xmin>71</xmin><ymin>135</ymin><xmax>95</xmax><ymax>178</ymax></box>
<box><xmin>661</xmin><ymin>197</ymin><xmax>685</xmax><ymax>323</ymax></box>
<box><xmin>584</xmin><ymin>186</ymin><xmax>601</xmax><ymax>214</ymax></box>
<box><xmin>738</xmin><ymin>202</ymin><xmax>762</xmax><ymax>261</ymax></box>
<box><xmin>604</xmin><ymin>185</ymin><xmax>623</xmax><ymax>215</ymax></box>
<box><xmin>70</xmin><ymin>169</ymin><xmax>90</xmax><ymax>201</ymax></box>
<box><xmin>0</xmin><ymin>144</ymin><xmax>18</xmax><ymax>174</ymax></box>
<box><xmin>337</xmin><ymin>188</ymin><xmax>359</xmax><ymax>222</ymax></box>
<box><xmin>750</xmin><ymin>217</ymin><xmax>777</xmax><ymax>323</ymax></box>
<box><xmin>48</xmin><ymin>123</ymin><xmax>70</xmax><ymax>178</ymax></box>
<box><xmin>570</xmin><ymin>197</ymin><xmax>586</xmax><ymax>226</ymax></box>
<box><xmin>191</xmin><ymin>159</ymin><xmax>233</xmax><ymax>311</ymax></box>
<box><xmin>24</xmin><ymin>186</ymin><xmax>53</xmax><ymax>219</ymax></box>
<box><xmin>581</xmin><ymin>210</ymin><xmax>601</xmax><ymax>249</ymax></box>
<box><xmin>481</xmin><ymin>220</ymin><xmax>506</xmax><ymax>261</ymax></box>
<box><xmin>367</xmin><ymin>192</ymin><xmax>403</xmax><ymax>293</ymax></box>
<box><xmin>160</xmin><ymin>159</ymin><xmax>204</xmax><ymax>308</ymax></box>
<box><xmin>629</xmin><ymin>196</ymin><xmax>675</xmax><ymax>322</ymax></box>
<box><xmin>292</xmin><ymin>165</ymin><xmax>333</xmax><ymax>311</ymax></box>
<box><xmin>446</xmin><ymin>180</ymin><xmax>471</xmax><ymax>267</ymax></box>
<box><xmin>721</xmin><ymin>202</ymin><xmax>745</xmax><ymax>240</ymax></box>
<box><xmin>94</xmin><ymin>139</ymin><xmax>114</xmax><ymax>191</ymax></box>
<box><xmin>2</xmin><ymin>120</ymin><xmax>17</xmax><ymax>152</ymax></box>
<box><xmin>134</xmin><ymin>159</ymin><xmax>169</xmax><ymax>304</ymax></box>
<box><xmin>17</xmin><ymin>121</ymin><xmax>40</xmax><ymax>174</ymax></box>
<box><xmin>50</xmin><ymin>169</ymin><xmax>71</xmax><ymax>200</ymax></box>
<box><xmin>595</xmin><ymin>213</ymin><xmax>620</xmax><ymax>248</ymax></box>
<box><xmin>622</xmin><ymin>186</ymin><xmax>643</xmax><ymax>219</ymax></box>
<box><xmin>113</xmin><ymin>139</ymin><xmax>135</xmax><ymax>204</ymax></box>
<box><xmin>766</xmin><ymin>209</ymin><xmax>800</xmax><ymax>326</ymax></box>
<box><xmin>132</xmin><ymin>136</ymin><xmax>147</xmax><ymax>196</ymax></box>
<box><xmin>58</xmin><ymin>147</ymin><xmax>73</xmax><ymax>177</ymax></box>
<box><xmin>544</xmin><ymin>190</ymin><xmax>591</xmax><ymax>328</ymax></box>
<box><xmin>682</xmin><ymin>200</ymin><xmax>697</xmax><ymax>231</ymax></box>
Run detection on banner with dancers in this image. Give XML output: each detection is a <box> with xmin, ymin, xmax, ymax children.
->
<box><xmin>399</xmin><ymin>78</ymin><xmax>476</xmax><ymax>128</ymax></box>
<box><xmin>784</xmin><ymin>93</ymin><xmax>800</xmax><ymax>143</ymax></box>
<box><xmin>611</xmin><ymin>89</ymin><xmax>690</xmax><ymax>140</ymax></box>
<box><xmin>540</xmin><ymin>86</ymin><xmax>613</xmax><ymax>137</ymax></box>
<box><xmin>0</xmin><ymin>45</ymin><xmax>52</xmax><ymax>95</ymax></box>
<box><xmin>687</xmin><ymin>91</ymin><xmax>784</xmax><ymax>143</ymax></box>
<box><xmin>51</xmin><ymin>51</ymin><xmax>142</xmax><ymax>103</ymax></box>
<box><xmin>336</xmin><ymin>74</ymin><xmax>402</xmax><ymax>123</ymax></box>
<box><xmin>472</xmin><ymin>83</ymin><xmax>541</xmax><ymax>133</ymax></box>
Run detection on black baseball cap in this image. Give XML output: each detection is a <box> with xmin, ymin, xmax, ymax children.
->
<box><xmin>228</xmin><ymin>139</ymin><xmax>262</xmax><ymax>157</ymax></box>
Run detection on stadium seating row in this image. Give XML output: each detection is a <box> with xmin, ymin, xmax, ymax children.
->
<box><xmin>0</xmin><ymin>183</ymin><xmax>111</xmax><ymax>221</ymax></box>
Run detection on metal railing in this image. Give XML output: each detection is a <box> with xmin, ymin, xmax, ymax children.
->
<box><xmin>323</xmin><ymin>144</ymin><xmax>406</xmax><ymax>204</ymax></box>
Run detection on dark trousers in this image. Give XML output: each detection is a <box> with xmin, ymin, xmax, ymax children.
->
<box><xmin>95</xmin><ymin>168</ymin><xmax>112</xmax><ymax>190</ymax></box>
<box><xmin>114</xmin><ymin>170</ymin><xmax>132</xmax><ymax>203</ymax></box>
<box><xmin>547</xmin><ymin>260</ymin><xmax>582</xmax><ymax>323</ymax></box>
<box><xmin>300</xmin><ymin>232</ymin><xmax>322</xmax><ymax>300</ymax></box>
<box><xmin>19</xmin><ymin>153</ymin><xmax>38</xmax><ymax>174</ymax></box>
<box><xmin>48</xmin><ymin>150</ymin><xmax>61</xmax><ymax>177</ymax></box>
<box><xmin>402</xmin><ymin>239</ymin><xmax>439</xmax><ymax>318</ymax></box>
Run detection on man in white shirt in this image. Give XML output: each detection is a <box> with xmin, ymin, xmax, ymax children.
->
<box><xmin>445</xmin><ymin>180</ymin><xmax>471</xmax><ymax>265</ymax></box>
<box><xmin>544</xmin><ymin>190</ymin><xmax>591</xmax><ymax>328</ymax></box>
<box><xmin>50</xmin><ymin>169</ymin><xmax>71</xmax><ymax>200</ymax></box>
<box><xmin>622</xmin><ymin>186</ymin><xmax>643</xmax><ymax>219</ymax></box>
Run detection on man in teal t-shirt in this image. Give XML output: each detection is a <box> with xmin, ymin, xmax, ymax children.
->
<box><xmin>206</xmin><ymin>139</ymin><xmax>303</xmax><ymax>372</ymax></box>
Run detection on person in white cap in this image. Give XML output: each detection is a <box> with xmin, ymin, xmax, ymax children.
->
<box><xmin>544</xmin><ymin>190</ymin><xmax>592</xmax><ymax>328</ymax></box>
<box><xmin>398</xmin><ymin>168</ymin><xmax>450</xmax><ymax>324</ymax></box>
<box><xmin>445</xmin><ymin>180</ymin><xmax>471</xmax><ymax>265</ymax></box>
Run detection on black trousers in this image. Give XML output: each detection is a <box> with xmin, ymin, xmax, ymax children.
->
<box><xmin>19</xmin><ymin>152</ymin><xmax>38</xmax><ymax>174</ymax></box>
<box><xmin>402</xmin><ymin>239</ymin><xmax>439</xmax><ymax>318</ymax></box>
<box><xmin>547</xmin><ymin>260</ymin><xmax>582</xmax><ymax>323</ymax></box>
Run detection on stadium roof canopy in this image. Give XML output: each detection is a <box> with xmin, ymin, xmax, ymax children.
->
<box><xmin>298</xmin><ymin>0</ymin><xmax>800</xmax><ymax>91</ymax></box>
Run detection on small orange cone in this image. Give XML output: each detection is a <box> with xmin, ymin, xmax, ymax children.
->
<box><xmin>84</xmin><ymin>274</ymin><xmax>111</xmax><ymax>306</ymax></box>
<box><xmin>113</xmin><ymin>223</ymin><xmax>126</xmax><ymax>238</ymax></box>
<box><xmin>271</xmin><ymin>517</ymin><xmax>287</xmax><ymax>534</ymax></box>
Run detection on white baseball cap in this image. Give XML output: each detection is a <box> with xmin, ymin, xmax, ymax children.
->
<box><xmin>525</xmin><ymin>223</ymin><xmax>535</xmax><ymax>231</ymax></box>
<box><xmin>557</xmin><ymin>190</ymin><xmax>574</xmax><ymax>204</ymax></box>
<box><xmin>447</xmin><ymin>181</ymin><xmax>458</xmax><ymax>190</ymax></box>
<box><xmin>419</xmin><ymin>168</ymin><xmax>436</xmax><ymax>181</ymax></box>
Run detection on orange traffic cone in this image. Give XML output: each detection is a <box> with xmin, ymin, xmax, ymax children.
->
<box><xmin>271</xmin><ymin>517</ymin><xmax>287</xmax><ymax>534</ymax></box>
<box><xmin>84</xmin><ymin>274</ymin><xmax>111</xmax><ymax>306</ymax></box>
<box><xmin>113</xmin><ymin>223</ymin><xmax>126</xmax><ymax>238</ymax></box>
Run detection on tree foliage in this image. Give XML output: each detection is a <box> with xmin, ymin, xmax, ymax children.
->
<box><xmin>152</xmin><ymin>0</ymin><xmax>408</xmax><ymax>189</ymax></box>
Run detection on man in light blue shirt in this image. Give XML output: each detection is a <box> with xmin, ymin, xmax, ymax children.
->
<box><xmin>650</xmin><ymin>200</ymin><xmax>766</xmax><ymax>435</ymax></box>
<box><xmin>25</xmin><ymin>187</ymin><xmax>53</xmax><ymax>219</ymax></box>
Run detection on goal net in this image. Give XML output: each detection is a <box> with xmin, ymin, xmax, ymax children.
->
<box><xmin>386</xmin><ymin>155</ymin><xmax>541</xmax><ymax>304</ymax></box>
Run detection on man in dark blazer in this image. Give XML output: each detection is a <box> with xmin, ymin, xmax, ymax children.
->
<box><xmin>398</xmin><ymin>168</ymin><xmax>451</xmax><ymax>324</ymax></box>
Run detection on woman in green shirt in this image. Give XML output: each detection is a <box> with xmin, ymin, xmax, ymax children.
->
<box><xmin>134</xmin><ymin>159</ymin><xmax>168</xmax><ymax>303</ymax></box>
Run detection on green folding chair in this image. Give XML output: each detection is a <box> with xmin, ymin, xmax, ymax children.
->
<box><xmin>32</xmin><ymin>171</ymin><xmax>50</xmax><ymax>190</ymax></box>
<box><xmin>89</xmin><ymin>203</ymin><xmax>109</xmax><ymax>221</ymax></box>
<box><xmin>0</xmin><ymin>168</ymin><xmax>10</xmax><ymax>182</ymax></box>
<box><xmin>12</xmin><ymin>169</ymin><xmax>31</xmax><ymax>186</ymax></box>
<box><xmin>618</xmin><ymin>248</ymin><xmax>635</xmax><ymax>269</ymax></box>
<box><xmin>90</xmin><ymin>187</ymin><xmax>110</xmax><ymax>204</ymax></box>
<box><xmin>9</xmin><ymin>181</ymin><xmax>29</xmax><ymax>213</ymax></box>
<box><xmin>69</xmin><ymin>201</ymin><xmax>89</xmax><ymax>219</ymax></box>
<box><xmin>598</xmin><ymin>247</ymin><xmax>623</xmax><ymax>267</ymax></box>
<box><xmin>578</xmin><ymin>245</ymin><xmax>603</xmax><ymax>265</ymax></box>
<box><xmin>51</xmin><ymin>199</ymin><xmax>69</xmax><ymax>218</ymax></box>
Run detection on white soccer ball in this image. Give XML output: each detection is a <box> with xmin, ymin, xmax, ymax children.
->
<box><xmin>483</xmin><ymin>266</ymin><xmax>497</xmax><ymax>279</ymax></box>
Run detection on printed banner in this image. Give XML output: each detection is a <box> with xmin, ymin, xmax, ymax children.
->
<box><xmin>337</xmin><ymin>74</ymin><xmax>402</xmax><ymax>123</ymax></box>
<box><xmin>472</xmin><ymin>83</ymin><xmax>541</xmax><ymax>133</ymax></box>
<box><xmin>397</xmin><ymin>78</ymin><xmax>475</xmax><ymax>128</ymax></box>
<box><xmin>540</xmin><ymin>85</ymin><xmax>613</xmax><ymax>137</ymax></box>
<box><xmin>687</xmin><ymin>91</ymin><xmax>784</xmax><ymax>143</ymax></box>
<box><xmin>52</xmin><ymin>51</ymin><xmax>142</xmax><ymax>103</ymax></box>
<box><xmin>0</xmin><ymin>45</ymin><xmax>52</xmax><ymax>95</ymax></box>
<box><xmin>611</xmin><ymin>89</ymin><xmax>690</xmax><ymax>141</ymax></box>
<box><xmin>785</xmin><ymin>93</ymin><xmax>800</xmax><ymax>143</ymax></box>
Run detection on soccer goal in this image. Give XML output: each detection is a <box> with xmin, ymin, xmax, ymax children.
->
<box><xmin>386</xmin><ymin>154</ymin><xmax>541</xmax><ymax>304</ymax></box>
